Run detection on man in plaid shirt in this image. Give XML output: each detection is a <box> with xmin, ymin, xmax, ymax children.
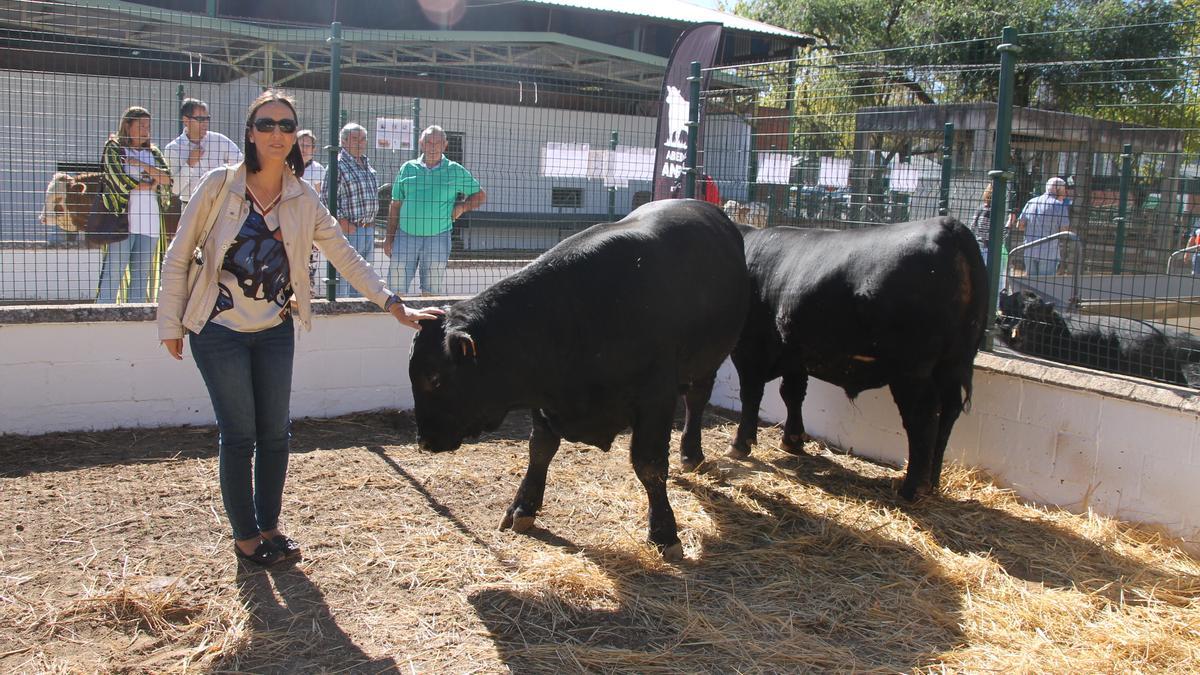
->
<box><xmin>334</xmin><ymin>123</ymin><xmax>378</xmax><ymax>298</ymax></box>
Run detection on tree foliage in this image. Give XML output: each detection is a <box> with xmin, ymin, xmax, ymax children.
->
<box><xmin>734</xmin><ymin>0</ymin><xmax>1193</xmax><ymax>118</ymax></box>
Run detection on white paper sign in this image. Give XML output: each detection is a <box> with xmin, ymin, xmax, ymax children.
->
<box><xmin>375</xmin><ymin>117</ymin><xmax>413</xmax><ymax>151</ymax></box>
<box><xmin>889</xmin><ymin>162</ymin><xmax>920</xmax><ymax>193</ymax></box>
<box><xmin>757</xmin><ymin>152</ymin><xmax>796</xmax><ymax>185</ymax></box>
<box><xmin>818</xmin><ymin>157</ymin><xmax>851</xmax><ymax>187</ymax></box>
<box><xmin>610</xmin><ymin>146</ymin><xmax>655</xmax><ymax>181</ymax></box>
<box><xmin>540</xmin><ymin>142</ymin><xmax>592</xmax><ymax>178</ymax></box>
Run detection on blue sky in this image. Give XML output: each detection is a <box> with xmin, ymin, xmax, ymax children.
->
<box><xmin>681</xmin><ymin>0</ymin><xmax>723</xmax><ymax>9</ymax></box>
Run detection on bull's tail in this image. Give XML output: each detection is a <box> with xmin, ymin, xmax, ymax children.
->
<box><xmin>944</xmin><ymin>217</ymin><xmax>991</xmax><ymax>412</ymax></box>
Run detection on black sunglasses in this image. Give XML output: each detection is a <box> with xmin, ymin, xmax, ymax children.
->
<box><xmin>187</xmin><ymin>115</ymin><xmax>211</xmax><ymax>122</ymax></box>
<box><xmin>251</xmin><ymin>118</ymin><xmax>297</xmax><ymax>134</ymax></box>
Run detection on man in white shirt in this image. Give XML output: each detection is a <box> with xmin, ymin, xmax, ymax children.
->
<box><xmin>163</xmin><ymin>98</ymin><xmax>243</xmax><ymax>207</ymax></box>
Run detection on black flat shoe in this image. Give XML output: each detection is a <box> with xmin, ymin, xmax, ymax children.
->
<box><xmin>234</xmin><ymin>540</ymin><xmax>284</xmax><ymax>567</ymax></box>
<box><xmin>269</xmin><ymin>535</ymin><xmax>302</xmax><ymax>560</ymax></box>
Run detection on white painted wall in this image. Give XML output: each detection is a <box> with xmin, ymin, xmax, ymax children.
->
<box><xmin>710</xmin><ymin>353</ymin><xmax>1200</xmax><ymax>552</ymax></box>
<box><xmin>3</xmin><ymin>311</ymin><xmax>1197</xmax><ymax>552</ymax></box>
<box><xmin>0</xmin><ymin>311</ymin><xmax>418</xmax><ymax>433</ymax></box>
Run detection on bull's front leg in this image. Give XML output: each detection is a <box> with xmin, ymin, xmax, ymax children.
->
<box><xmin>631</xmin><ymin>396</ymin><xmax>683</xmax><ymax>561</ymax></box>
<box><xmin>729</xmin><ymin>350</ymin><xmax>765</xmax><ymax>459</ymax></box>
<box><xmin>679</xmin><ymin>372</ymin><xmax>716</xmax><ymax>472</ymax></box>
<box><xmin>500</xmin><ymin>409</ymin><xmax>561</xmax><ymax>533</ymax></box>
<box><xmin>778</xmin><ymin>372</ymin><xmax>810</xmax><ymax>455</ymax></box>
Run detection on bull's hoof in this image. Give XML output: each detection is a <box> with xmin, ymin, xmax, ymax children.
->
<box><xmin>660</xmin><ymin>542</ymin><xmax>684</xmax><ymax>562</ymax></box>
<box><xmin>727</xmin><ymin>440</ymin><xmax>752</xmax><ymax>460</ymax></box>
<box><xmin>893</xmin><ymin>477</ymin><xmax>933</xmax><ymax>503</ymax></box>
<box><xmin>780</xmin><ymin>433</ymin><xmax>809</xmax><ymax>455</ymax></box>
<box><xmin>680</xmin><ymin>455</ymin><xmax>705</xmax><ymax>473</ymax></box>
<box><xmin>499</xmin><ymin>511</ymin><xmax>536</xmax><ymax>532</ymax></box>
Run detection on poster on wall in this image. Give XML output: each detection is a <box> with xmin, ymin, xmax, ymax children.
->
<box><xmin>376</xmin><ymin>117</ymin><xmax>413</xmax><ymax>151</ymax></box>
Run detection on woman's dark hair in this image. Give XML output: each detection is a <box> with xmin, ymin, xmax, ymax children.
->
<box><xmin>243</xmin><ymin>90</ymin><xmax>304</xmax><ymax>177</ymax></box>
<box><xmin>115</xmin><ymin>106</ymin><xmax>152</xmax><ymax>148</ymax></box>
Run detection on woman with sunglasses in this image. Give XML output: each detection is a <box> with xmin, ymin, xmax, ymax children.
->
<box><xmin>157</xmin><ymin>90</ymin><xmax>439</xmax><ymax>567</ymax></box>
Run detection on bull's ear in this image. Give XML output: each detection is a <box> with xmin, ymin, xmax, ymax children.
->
<box><xmin>446</xmin><ymin>329</ymin><xmax>478</xmax><ymax>363</ymax></box>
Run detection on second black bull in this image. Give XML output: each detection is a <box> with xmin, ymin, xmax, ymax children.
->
<box><xmin>409</xmin><ymin>200</ymin><xmax>748</xmax><ymax>560</ymax></box>
<box><xmin>698</xmin><ymin>217</ymin><xmax>990</xmax><ymax>501</ymax></box>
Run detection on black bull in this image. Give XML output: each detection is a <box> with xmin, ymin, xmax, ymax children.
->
<box><xmin>709</xmin><ymin>217</ymin><xmax>990</xmax><ymax>501</ymax></box>
<box><xmin>409</xmin><ymin>200</ymin><xmax>749</xmax><ymax>560</ymax></box>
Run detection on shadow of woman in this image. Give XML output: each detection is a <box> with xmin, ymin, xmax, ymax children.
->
<box><xmin>752</xmin><ymin>444</ymin><xmax>1198</xmax><ymax>598</ymax></box>
<box><xmin>226</xmin><ymin>565</ymin><xmax>399</xmax><ymax>673</ymax></box>
<box><xmin>469</xmin><ymin>475</ymin><xmax>965</xmax><ymax>672</ymax></box>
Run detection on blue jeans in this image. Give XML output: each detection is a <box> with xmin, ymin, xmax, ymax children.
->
<box><xmin>389</xmin><ymin>230</ymin><xmax>451</xmax><ymax>295</ymax></box>
<box><xmin>97</xmin><ymin>233</ymin><xmax>156</xmax><ymax>303</ymax></box>
<box><xmin>337</xmin><ymin>225</ymin><xmax>376</xmax><ymax>299</ymax></box>
<box><xmin>1026</xmin><ymin>256</ymin><xmax>1058</xmax><ymax>277</ymax></box>
<box><xmin>190</xmin><ymin>318</ymin><xmax>295</xmax><ymax>541</ymax></box>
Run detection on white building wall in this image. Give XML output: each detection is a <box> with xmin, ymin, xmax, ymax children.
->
<box><xmin>1</xmin><ymin>69</ymin><xmax>750</xmax><ymax>241</ymax></box>
<box><xmin>2</xmin><ymin>311</ymin><xmax>1198</xmax><ymax>552</ymax></box>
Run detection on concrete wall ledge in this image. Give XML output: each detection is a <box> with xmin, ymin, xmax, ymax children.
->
<box><xmin>0</xmin><ymin>297</ymin><xmax>453</xmax><ymax>325</ymax></box>
<box><xmin>975</xmin><ymin>349</ymin><xmax>1200</xmax><ymax>414</ymax></box>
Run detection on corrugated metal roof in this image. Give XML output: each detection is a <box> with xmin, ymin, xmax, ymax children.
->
<box><xmin>520</xmin><ymin>0</ymin><xmax>808</xmax><ymax>40</ymax></box>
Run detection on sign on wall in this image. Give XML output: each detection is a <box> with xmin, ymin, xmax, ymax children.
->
<box><xmin>376</xmin><ymin>117</ymin><xmax>413</xmax><ymax>151</ymax></box>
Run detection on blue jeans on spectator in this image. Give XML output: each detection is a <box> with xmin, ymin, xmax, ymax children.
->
<box><xmin>337</xmin><ymin>225</ymin><xmax>376</xmax><ymax>298</ymax></box>
<box><xmin>97</xmin><ymin>233</ymin><xmax>156</xmax><ymax>303</ymax></box>
<box><xmin>389</xmin><ymin>229</ymin><xmax>451</xmax><ymax>295</ymax></box>
<box><xmin>189</xmin><ymin>318</ymin><xmax>295</xmax><ymax>542</ymax></box>
<box><xmin>1026</xmin><ymin>256</ymin><xmax>1058</xmax><ymax>277</ymax></box>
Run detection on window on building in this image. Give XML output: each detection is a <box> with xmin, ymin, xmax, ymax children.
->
<box><xmin>445</xmin><ymin>131</ymin><xmax>465</xmax><ymax>164</ymax></box>
<box><xmin>552</xmin><ymin>187</ymin><xmax>583</xmax><ymax>209</ymax></box>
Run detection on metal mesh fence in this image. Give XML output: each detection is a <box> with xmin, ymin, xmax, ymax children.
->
<box><xmin>705</xmin><ymin>22</ymin><xmax>1200</xmax><ymax>388</ymax></box>
<box><xmin>0</xmin><ymin>0</ymin><xmax>674</xmax><ymax>302</ymax></box>
<box><xmin>5</xmin><ymin>1</ymin><xmax>1200</xmax><ymax>386</ymax></box>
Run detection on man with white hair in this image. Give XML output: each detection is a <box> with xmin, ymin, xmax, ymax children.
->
<box><xmin>333</xmin><ymin>122</ymin><xmax>378</xmax><ymax>297</ymax></box>
<box><xmin>1015</xmin><ymin>176</ymin><xmax>1070</xmax><ymax>276</ymax></box>
<box><xmin>384</xmin><ymin>125</ymin><xmax>485</xmax><ymax>295</ymax></box>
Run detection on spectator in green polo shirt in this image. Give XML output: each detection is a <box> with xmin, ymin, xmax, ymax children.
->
<box><xmin>384</xmin><ymin>125</ymin><xmax>486</xmax><ymax>295</ymax></box>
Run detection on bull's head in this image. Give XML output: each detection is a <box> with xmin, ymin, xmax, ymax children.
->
<box><xmin>408</xmin><ymin>312</ymin><xmax>508</xmax><ymax>453</ymax></box>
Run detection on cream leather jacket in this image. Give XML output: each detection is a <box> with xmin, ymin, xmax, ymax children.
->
<box><xmin>157</xmin><ymin>164</ymin><xmax>391</xmax><ymax>340</ymax></box>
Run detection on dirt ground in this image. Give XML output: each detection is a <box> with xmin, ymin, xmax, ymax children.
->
<box><xmin>1</xmin><ymin>409</ymin><xmax>1198</xmax><ymax>673</ymax></box>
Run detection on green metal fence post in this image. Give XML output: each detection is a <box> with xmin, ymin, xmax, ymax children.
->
<box><xmin>176</xmin><ymin>85</ymin><xmax>185</xmax><ymax>135</ymax></box>
<box><xmin>684</xmin><ymin>61</ymin><xmax>700</xmax><ymax>199</ymax></box>
<box><xmin>1113</xmin><ymin>143</ymin><xmax>1133</xmax><ymax>274</ymax></box>
<box><xmin>412</xmin><ymin>98</ymin><xmax>421</xmax><ymax>160</ymax></box>
<box><xmin>608</xmin><ymin>130</ymin><xmax>618</xmax><ymax>220</ymax></box>
<box><xmin>206</xmin><ymin>0</ymin><xmax>216</xmax><ymax>18</ymax></box>
<box><xmin>939</xmin><ymin>123</ymin><xmax>954</xmax><ymax>216</ymax></box>
<box><xmin>325</xmin><ymin>22</ymin><xmax>342</xmax><ymax>301</ymax></box>
<box><xmin>985</xmin><ymin>26</ymin><xmax>1020</xmax><ymax>349</ymax></box>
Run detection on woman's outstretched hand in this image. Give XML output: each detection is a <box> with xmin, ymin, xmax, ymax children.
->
<box><xmin>389</xmin><ymin>303</ymin><xmax>443</xmax><ymax>330</ymax></box>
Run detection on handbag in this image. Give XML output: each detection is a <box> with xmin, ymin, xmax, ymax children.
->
<box><xmin>184</xmin><ymin>168</ymin><xmax>235</xmax><ymax>296</ymax></box>
<box><xmin>82</xmin><ymin>192</ymin><xmax>129</xmax><ymax>248</ymax></box>
<box><xmin>163</xmin><ymin>194</ymin><xmax>183</xmax><ymax>238</ymax></box>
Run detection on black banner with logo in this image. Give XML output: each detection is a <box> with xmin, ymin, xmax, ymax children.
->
<box><xmin>652</xmin><ymin>22</ymin><xmax>723</xmax><ymax>201</ymax></box>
